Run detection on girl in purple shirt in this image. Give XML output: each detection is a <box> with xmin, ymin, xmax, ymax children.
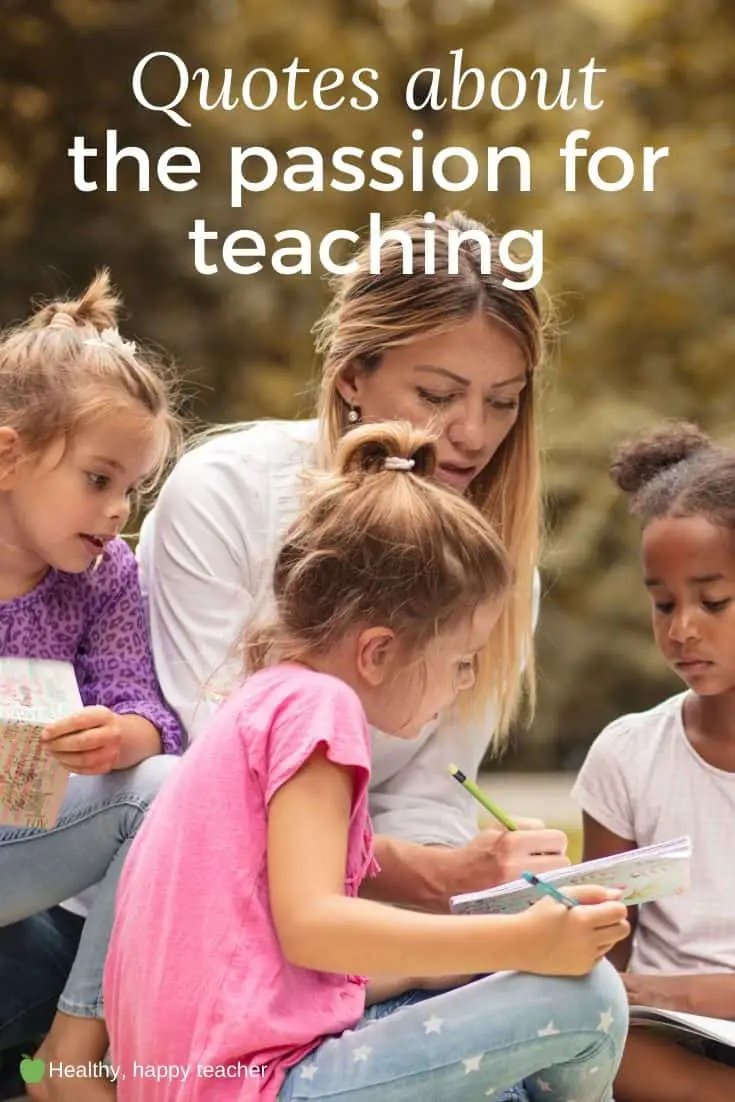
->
<box><xmin>0</xmin><ymin>273</ymin><xmax>182</xmax><ymax>1101</ymax></box>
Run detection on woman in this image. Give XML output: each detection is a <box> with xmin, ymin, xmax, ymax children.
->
<box><xmin>136</xmin><ymin>211</ymin><xmax>568</xmax><ymax>916</ymax></box>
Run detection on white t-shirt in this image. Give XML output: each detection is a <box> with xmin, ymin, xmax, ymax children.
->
<box><xmin>137</xmin><ymin>418</ymin><xmax>539</xmax><ymax>848</ymax></box>
<box><xmin>572</xmin><ymin>693</ymin><xmax>735</xmax><ymax>974</ymax></box>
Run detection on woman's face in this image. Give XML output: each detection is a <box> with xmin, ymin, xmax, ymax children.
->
<box><xmin>337</xmin><ymin>312</ymin><xmax>529</xmax><ymax>492</ymax></box>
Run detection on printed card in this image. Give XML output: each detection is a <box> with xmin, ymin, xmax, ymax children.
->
<box><xmin>0</xmin><ymin>657</ymin><xmax>81</xmax><ymax>829</ymax></box>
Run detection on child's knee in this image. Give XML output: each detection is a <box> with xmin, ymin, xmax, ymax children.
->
<box><xmin>576</xmin><ymin>959</ymin><xmax>629</xmax><ymax>1054</ymax></box>
<box><xmin>124</xmin><ymin>753</ymin><xmax>180</xmax><ymax>806</ymax></box>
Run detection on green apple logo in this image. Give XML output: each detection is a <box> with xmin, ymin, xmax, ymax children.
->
<box><xmin>19</xmin><ymin>1055</ymin><xmax>46</xmax><ymax>1085</ymax></box>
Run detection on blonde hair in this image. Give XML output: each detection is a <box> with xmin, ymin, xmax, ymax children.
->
<box><xmin>313</xmin><ymin>211</ymin><xmax>549</xmax><ymax>741</ymax></box>
<box><xmin>249</xmin><ymin>422</ymin><xmax>512</xmax><ymax>681</ymax></box>
<box><xmin>0</xmin><ymin>270</ymin><xmax>181</xmax><ymax>493</ymax></box>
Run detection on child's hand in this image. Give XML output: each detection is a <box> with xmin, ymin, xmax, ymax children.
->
<box><xmin>519</xmin><ymin>884</ymin><xmax>630</xmax><ymax>977</ymax></box>
<box><xmin>41</xmin><ymin>706</ymin><xmax>122</xmax><ymax>774</ymax></box>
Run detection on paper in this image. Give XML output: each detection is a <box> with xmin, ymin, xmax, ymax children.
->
<box><xmin>450</xmin><ymin>836</ymin><xmax>692</xmax><ymax>915</ymax></box>
<box><xmin>0</xmin><ymin>657</ymin><xmax>81</xmax><ymax>829</ymax></box>
<box><xmin>630</xmin><ymin>1006</ymin><xmax>735</xmax><ymax>1051</ymax></box>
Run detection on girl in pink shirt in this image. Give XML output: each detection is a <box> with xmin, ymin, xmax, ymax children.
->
<box><xmin>105</xmin><ymin>422</ymin><xmax>630</xmax><ymax>1102</ymax></box>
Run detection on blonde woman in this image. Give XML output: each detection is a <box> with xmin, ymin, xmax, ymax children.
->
<box><xmin>139</xmin><ymin>210</ymin><xmax>569</xmax><ymax>912</ymax></box>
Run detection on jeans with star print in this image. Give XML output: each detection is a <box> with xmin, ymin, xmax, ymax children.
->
<box><xmin>278</xmin><ymin>958</ymin><xmax>628</xmax><ymax>1102</ymax></box>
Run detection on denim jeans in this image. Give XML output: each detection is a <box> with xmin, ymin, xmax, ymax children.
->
<box><xmin>0</xmin><ymin>756</ymin><xmax>178</xmax><ymax>1023</ymax></box>
<box><xmin>0</xmin><ymin>906</ymin><xmax>83</xmax><ymax>1052</ymax></box>
<box><xmin>279</xmin><ymin>961</ymin><xmax>629</xmax><ymax>1102</ymax></box>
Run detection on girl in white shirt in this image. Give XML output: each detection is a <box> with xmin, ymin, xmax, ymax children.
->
<box><xmin>138</xmin><ymin>210</ymin><xmax>569</xmax><ymax>914</ymax></box>
<box><xmin>573</xmin><ymin>422</ymin><xmax>735</xmax><ymax>1102</ymax></box>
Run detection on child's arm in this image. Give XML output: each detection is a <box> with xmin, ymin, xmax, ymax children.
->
<box><xmin>581</xmin><ymin>812</ymin><xmax>735</xmax><ymax>1017</ymax></box>
<box><xmin>584</xmin><ymin>819</ymin><xmax>735</xmax><ymax>1018</ymax></box>
<box><xmin>268</xmin><ymin>749</ymin><xmax>630</xmax><ymax>979</ymax></box>
<box><xmin>65</xmin><ymin>540</ymin><xmax>182</xmax><ymax>769</ymax></box>
<box><xmin>363</xmin><ymin>976</ymin><xmax>418</xmax><ymax>1004</ymax></box>
<box><xmin>365</xmin><ymin>973</ymin><xmax>474</xmax><ymax>1005</ymax></box>
<box><xmin>621</xmin><ymin>971</ymin><xmax>735</xmax><ymax>1018</ymax></box>
<box><xmin>43</xmin><ymin>542</ymin><xmax>182</xmax><ymax>773</ymax></box>
<box><xmin>582</xmin><ymin>811</ymin><xmax>639</xmax><ymax>971</ymax></box>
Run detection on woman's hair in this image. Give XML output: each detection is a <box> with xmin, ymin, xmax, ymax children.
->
<box><xmin>249</xmin><ymin>422</ymin><xmax>513</xmax><ymax>698</ymax></box>
<box><xmin>0</xmin><ymin>270</ymin><xmax>181</xmax><ymax>492</ymax></box>
<box><xmin>312</xmin><ymin>211</ymin><xmax>550</xmax><ymax>739</ymax></box>
<box><xmin>611</xmin><ymin>421</ymin><xmax>735</xmax><ymax>529</ymax></box>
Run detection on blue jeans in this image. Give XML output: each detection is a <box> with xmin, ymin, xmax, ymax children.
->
<box><xmin>279</xmin><ymin>961</ymin><xmax>628</xmax><ymax>1102</ymax></box>
<box><xmin>0</xmin><ymin>756</ymin><xmax>178</xmax><ymax>1026</ymax></box>
<box><xmin>0</xmin><ymin>906</ymin><xmax>83</xmax><ymax>1051</ymax></box>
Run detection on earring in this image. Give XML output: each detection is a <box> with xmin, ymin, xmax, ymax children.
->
<box><xmin>347</xmin><ymin>405</ymin><xmax>360</xmax><ymax>424</ymax></box>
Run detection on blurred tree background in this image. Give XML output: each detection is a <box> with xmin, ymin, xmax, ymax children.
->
<box><xmin>1</xmin><ymin>0</ymin><xmax>733</xmax><ymax>769</ymax></box>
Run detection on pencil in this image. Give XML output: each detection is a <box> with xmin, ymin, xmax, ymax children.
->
<box><xmin>447</xmin><ymin>763</ymin><xmax>518</xmax><ymax>831</ymax></box>
<box><xmin>521</xmin><ymin>870</ymin><xmax>579</xmax><ymax>909</ymax></box>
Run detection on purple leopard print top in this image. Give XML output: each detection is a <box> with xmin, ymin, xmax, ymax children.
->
<box><xmin>0</xmin><ymin>537</ymin><xmax>181</xmax><ymax>753</ymax></box>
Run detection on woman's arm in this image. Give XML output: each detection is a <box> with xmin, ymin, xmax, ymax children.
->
<box><xmin>363</xmin><ymin>824</ymin><xmax>570</xmax><ymax>913</ymax></box>
<box><xmin>582</xmin><ymin>811</ymin><xmax>638</xmax><ymax>970</ymax></box>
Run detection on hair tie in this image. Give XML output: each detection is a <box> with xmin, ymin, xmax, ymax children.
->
<box><xmin>383</xmin><ymin>456</ymin><xmax>415</xmax><ymax>472</ymax></box>
<box><xmin>49</xmin><ymin>313</ymin><xmax>76</xmax><ymax>330</ymax></box>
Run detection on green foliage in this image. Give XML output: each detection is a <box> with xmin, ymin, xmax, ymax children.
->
<box><xmin>1</xmin><ymin>0</ymin><xmax>732</xmax><ymax>767</ymax></box>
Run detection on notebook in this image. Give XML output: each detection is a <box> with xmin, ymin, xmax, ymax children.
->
<box><xmin>450</xmin><ymin>836</ymin><xmax>692</xmax><ymax>915</ymax></box>
<box><xmin>630</xmin><ymin>1006</ymin><xmax>735</xmax><ymax>1056</ymax></box>
<box><xmin>0</xmin><ymin>657</ymin><xmax>81</xmax><ymax>829</ymax></box>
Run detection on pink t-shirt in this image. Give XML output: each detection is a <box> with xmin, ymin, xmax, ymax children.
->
<box><xmin>104</xmin><ymin>664</ymin><xmax>376</xmax><ymax>1102</ymax></box>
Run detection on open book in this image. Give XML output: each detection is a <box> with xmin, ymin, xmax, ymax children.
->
<box><xmin>0</xmin><ymin>657</ymin><xmax>81</xmax><ymax>829</ymax></box>
<box><xmin>630</xmin><ymin>1006</ymin><xmax>735</xmax><ymax>1057</ymax></box>
<box><xmin>450</xmin><ymin>836</ymin><xmax>692</xmax><ymax>915</ymax></box>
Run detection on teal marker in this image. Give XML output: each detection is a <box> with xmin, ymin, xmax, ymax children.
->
<box><xmin>447</xmin><ymin>763</ymin><xmax>518</xmax><ymax>831</ymax></box>
<box><xmin>521</xmin><ymin>870</ymin><xmax>579</xmax><ymax>909</ymax></box>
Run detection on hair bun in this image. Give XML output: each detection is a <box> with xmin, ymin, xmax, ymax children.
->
<box><xmin>29</xmin><ymin>270</ymin><xmax>121</xmax><ymax>333</ymax></box>
<box><xmin>611</xmin><ymin>421</ymin><xmax>713</xmax><ymax>495</ymax></box>
<box><xmin>334</xmin><ymin>421</ymin><xmax>437</xmax><ymax>480</ymax></box>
